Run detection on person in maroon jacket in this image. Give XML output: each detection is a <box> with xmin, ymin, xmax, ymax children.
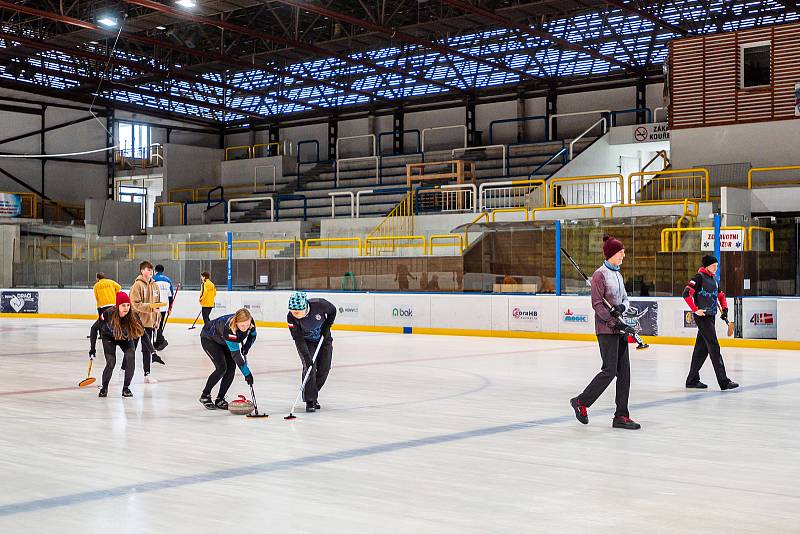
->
<box><xmin>570</xmin><ymin>236</ymin><xmax>641</xmax><ymax>430</ymax></box>
<box><xmin>682</xmin><ymin>255</ymin><xmax>739</xmax><ymax>390</ymax></box>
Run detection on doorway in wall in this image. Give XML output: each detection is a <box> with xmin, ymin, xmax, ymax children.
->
<box><xmin>115</xmin><ymin>175</ymin><xmax>163</xmax><ymax>228</ymax></box>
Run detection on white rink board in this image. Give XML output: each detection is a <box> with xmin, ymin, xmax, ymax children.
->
<box><xmin>0</xmin><ymin>288</ymin><xmax>787</xmax><ymax>341</ymax></box>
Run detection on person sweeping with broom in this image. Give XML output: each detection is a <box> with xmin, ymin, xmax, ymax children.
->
<box><xmin>97</xmin><ymin>292</ymin><xmax>146</xmax><ymax>398</ymax></box>
<box><xmin>287</xmin><ymin>292</ymin><xmax>337</xmax><ymax>413</ymax></box>
<box><xmin>682</xmin><ymin>255</ymin><xmax>739</xmax><ymax>391</ymax></box>
<box><xmin>199</xmin><ymin>308</ymin><xmax>257</xmax><ymax>410</ymax></box>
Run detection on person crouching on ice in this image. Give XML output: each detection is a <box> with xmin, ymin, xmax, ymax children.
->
<box><xmin>287</xmin><ymin>292</ymin><xmax>337</xmax><ymax>413</ymax></box>
<box><xmin>682</xmin><ymin>255</ymin><xmax>739</xmax><ymax>391</ymax></box>
<box><xmin>97</xmin><ymin>292</ymin><xmax>147</xmax><ymax>398</ymax></box>
<box><xmin>199</xmin><ymin>308</ymin><xmax>257</xmax><ymax>410</ymax></box>
<box><xmin>570</xmin><ymin>235</ymin><xmax>641</xmax><ymax>430</ymax></box>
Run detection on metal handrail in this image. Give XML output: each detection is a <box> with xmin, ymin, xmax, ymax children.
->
<box><xmin>628</xmin><ymin>167</ymin><xmax>710</xmax><ymax>203</ymax></box>
<box><xmin>640</xmin><ymin>150</ymin><xmax>670</xmax><ymax>174</ymax></box>
<box><xmin>488</xmin><ymin>115</ymin><xmax>548</xmax><ymax>145</ymax></box>
<box><xmin>528</xmin><ymin>142</ymin><xmax>567</xmax><ymax>180</ymax></box>
<box><xmin>421</xmin><ymin>125</ymin><xmax>467</xmax><ymax>152</ymax></box>
<box><xmin>296</xmin><ymin>139</ymin><xmax>320</xmax><ymax>164</ymax></box>
<box><xmin>414</xmin><ymin>183</ymin><xmax>477</xmax><ymax>214</ymax></box>
<box><xmin>263</xmin><ymin>238</ymin><xmax>303</xmax><ymax>258</ymax></box>
<box><xmin>747</xmin><ymin>165</ymin><xmax>800</xmax><ymax>189</ymax></box>
<box><xmin>154</xmin><ymin>201</ymin><xmax>184</xmax><ymax>226</ymax></box>
<box><xmin>377</xmin><ymin>129</ymin><xmax>422</xmax><ymax>156</ymax></box>
<box><xmin>364</xmin><ymin>235</ymin><xmax>427</xmax><ymax>256</ymax></box>
<box><xmin>478</xmin><ymin>179</ymin><xmax>546</xmax><ymax>212</ymax></box>
<box><xmin>336</xmin><ymin>155</ymin><xmax>380</xmax><ymax>187</ymax></box>
<box><xmin>607</xmin><ymin>108</ymin><xmax>653</xmax><ymax>126</ymax></box>
<box><xmin>429</xmin><ymin>234</ymin><xmax>465</xmax><ymax>254</ymax></box>
<box><xmin>490</xmin><ymin>207</ymin><xmax>529</xmax><ymax>222</ymax></box>
<box><xmin>304</xmin><ymin>237</ymin><xmax>363</xmax><ymax>257</ymax></box>
<box><xmin>175</xmin><ymin>241</ymin><xmax>224</xmax><ymax>259</ymax></box>
<box><xmin>252</xmin><ymin>142</ymin><xmax>281</xmax><ymax>157</ymax></box>
<box><xmin>569</xmin><ymin>117</ymin><xmax>607</xmax><ymax>160</ymax></box>
<box><xmin>355</xmin><ymin>187</ymin><xmax>409</xmax><ymax>218</ymax></box>
<box><xmin>653</xmin><ymin>106</ymin><xmax>668</xmax><ymax>122</ymax></box>
<box><xmin>254</xmin><ymin>164</ymin><xmax>277</xmax><ymax>192</ymax></box>
<box><xmin>225</xmin><ymin>145</ymin><xmax>252</xmax><ymax>161</ymax></box>
<box><xmin>335</xmin><ymin>134</ymin><xmax>376</xmax><ymax>159</ymax></box>
<box><xmin>548</xmin><ymin>173</ymin><xmax>623</xmax><ymax>207</ymax></box>
<box><xmin>227</xmin><ymin>195</ymin><xmax>275</xmax><ymax>223</ymax></box>
<box><xmin>328</xmin><ymin>191</ymin><xmax>355</xmax><ymax>218</ymax></box>
<box><xmin>451</xmin><ymin>144</ymin><xmax>507</xmax><ymax>177</ymax></box>
<box><xmin>531</xmin><ymin>205</ymin><xmax>606</xmax><ymax>220</ymax></box>
<box><xmin>549</xmin><ymin>110</ymin><xmax>611</xmax><ymax>140</ymax></box>
<box><xmin>275</xmin><ymin>194</ymin><xmax>308</xmax><ymax>221</ymax></box>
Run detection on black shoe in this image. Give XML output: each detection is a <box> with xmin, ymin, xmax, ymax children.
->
<box><xmin>721</xmin><ymin>381</ymin><xmax>739</xmax><ymax>390</ymax></box>
<box><xmin>314</xmin><ymin>401</ymin><xmax>321</xmax><ymax>410</ymax></box>
<box><xmin>570</xmin><ymin>397</ymin><xmax>588</xmax><ymax>424</ymax></box>
<box><xmin>305</xmin><ymin>401</ymin><xmax>316</xmax><ymax>413</ymax></box>
<box><xmin>154</xmin><ymin>340</ymin><xmax>168</xmax><ymax>351</ymax></box>
<box><xmin>152</xmin><ymin>354</ymin><xmax>166</xmax><ymax>365</ymax></box>
<box><xmin>636</xmin><ymin>342</ymin><xmax>649</xmax><ymax>350</ymax></box>
<box><xmin>200</xmin><ymin>395</ymin><xmax>216</xmax><ymax>410</ymax></box>
<box><xmin>686</xmin><ymin>381</ymin><xmax>708</xmax><ymax>389</ymax></box>
<box><xmin>98</xmin><ymin>388</ymin><xmax>107</xmax><ymax>398</ymax></box>
<box><xmin>612</xmin><ymin>416</ymin><xmax>641</xmax><ymax>430</ymax></box>
<box><xmin>215</xmin><ymin>398</ymin><xmax>229</xmax><ymax>410</ymax></box>
<box><xmin>122</xmin><ymin>388</ymin><xmax>133</xmax><ymax>398</ymax></box>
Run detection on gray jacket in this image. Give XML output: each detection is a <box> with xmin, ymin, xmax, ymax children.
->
<box><xmin>591</xmin><ymin>263</ymin><xmax>630</xmax><ymax>335</ymax></box>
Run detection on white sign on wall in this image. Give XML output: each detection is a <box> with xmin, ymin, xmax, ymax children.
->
<box><xmin>632</xmin><ymin>122</ymin><xmax>670</xmax><ymax>143</ymax></box>
<box><xmin>701</xmin><ymin>229</ymin><xmax>744</xmax><ymax>251</ymax></box>
<box><xmin>508</xmin><ymin>303</ymin><xmax>542</xmax><ymax>332</ymax></box>
<box><xmin>241</xmin><ymin>297</ymin><xmax>263</xmax><ymax>320</ymax></box>
<box><xmin>741</xmin><ymin>299</ymin><xmax>778</xmax><ymax>339</ymax></box>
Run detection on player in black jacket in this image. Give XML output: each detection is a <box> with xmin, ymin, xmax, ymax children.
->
<box><xmin>287</xmin><ymin>292</ymin><xmax>336</xmax><ymax>412</ymax></box>
<box><xmin>199</xmin><ymin>308</ymin><xmax>257</xmax><ymax>410</ymax></box>
<box><xmin>682</xmin><ymin>255</ymin><xmax>739</xmax><ymax>390</ymax></box>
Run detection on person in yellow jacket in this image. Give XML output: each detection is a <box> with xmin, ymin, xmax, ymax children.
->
<box><xmin>129</xmin><ymin>261</ymin><xmax>165</xmax><ymax>382</ymax></box>
<box><xmin>199</xmin><ymin>271</ymin><xmax>216</xmax><ymax>324</ymax></box>
<box><xmin>88</xmin><ymin>273</ymin><xmax>121</xmax><ymax>355</ymax></box>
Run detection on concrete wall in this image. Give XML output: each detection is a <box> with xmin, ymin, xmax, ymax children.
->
<box><xmin>221</xmin><ymin>156</ymin><xmax>294</xmax><ymax>190</ymax></box>
<box><xmin>162</xmin><ymin>143</ymin><xmax>223</xmax><ymax>193</ymax></box>
<box><xmin>671</xmin><ymin>118</ymin><xmax>800</xmax><ymax>169</ymax></box>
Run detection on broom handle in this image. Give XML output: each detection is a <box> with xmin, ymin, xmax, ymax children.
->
<box><xmin>287</xmin><ymin>338</ymin><xmax>325</xmax><ymax>415</ymax></box>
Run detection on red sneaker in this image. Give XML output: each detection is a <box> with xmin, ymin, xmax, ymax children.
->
<box><xmin>570</xmin><ymin>397</ymin><xmax>588</xmax><ymax>424</ymax></box>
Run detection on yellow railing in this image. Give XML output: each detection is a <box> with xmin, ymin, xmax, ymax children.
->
<box><xmin>531</xmin><ymin>205</ymin><xmax>606</xmax><ymax>220</ymax></box>
<box><xmin>608</xmin><ymin>199</ymin><xmax>698</xmax><ymax>219</ymax></box>
<box><xmin>365</xmin><ymin>235</ymin><xmax>427</xmax><ymax>256</ymax></box>
<box><xmin>175</xmin><ymin>241</ymin><xmax>224</xmax><ymax>259</ymax></box>
<box><xmin>463</xmin><ymin>212</ymin><xmax>488</xmax><ymax>247</ymax></box>
<box><xmin>304</xmin><ymin>237</ymin><xmax>363</xmax><ymax>257</ymax></box>
<box><xmin>224</xmin><ymin>240</ymin><xmax>263</xmax><ymax>258</ymax></box>
<box><xmin>660</xmin><ymin>226</ymin><xmax>748</xmax><ymax>252</ymax></box>
<box><xmin>548</xmin><ymin>174</ymin><xmax>624</xmax><ymax>207</ymax></box>
<box><xmin>747</xmin><ymin>165</ymin><xmax>800</xmax><ymax>189</ymax></box>
<box><xmin>629</xmin><ymin>167</ymin><xmax>709</xmax><ymax>203</ymax></box>
<box><xmin>130</xmin><ymin>243</ymin><xmax>174</xmax><ymax>259</ymax></box>
<box><xmin>365</xmin><ymin>192</ymin><xmax>414</xmax><ymax>256</ymax></box>
<box><xmin>490</xmin><ymin>207</ymin><xmax>530</xmax><ymax>222</ymax></box>
<box><xmin>747</xmin><ymin>227</ymin><xmax>775</xmax><ymax>252</ymax></box>
<box><xmin>167</xmin><ymin>188</ymin><xmax>198</xmax><ymax>202</ymax></box>
<box><xmin>263</xmin><ymin>239</ymin><xmax>303</xmax><ymax>258</ymax></box>
<box><xmin>154</xmin><ymin>202</ymin><xmax>184</xmax><ymax>226</ymax></box>
<box><xmin>225</xmin><ymin>145</ymin><xmax>252</xmax><ymax>161</ymax></box>
<box><xmin>252</xmin><ymin>143</ymin><xmax>281</xmax><ymax>158</ymax></box>
<box><xmin>429</xmin><ymin>234</ymin><xmax>465</xmax><ymax>254</ymax></box>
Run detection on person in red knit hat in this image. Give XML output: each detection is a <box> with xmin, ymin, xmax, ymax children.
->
<box><xmin>94</xmin><ymin>291</ymin><xmax>147</xmax><ymax>398</ymax></box>
<box><xmin>570</xmin><ymin>235</ymin><xmax>641</xmax><ymax>430</ymax></box>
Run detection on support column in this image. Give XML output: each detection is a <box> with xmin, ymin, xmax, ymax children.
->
<box><xmin>393</xmin><ymin>107</ymin><xmax>404</xmax><ymax>155</ymax></box>
<box><xmin>107</xmin><ymin>109</ymin><xmax>115</xmax><ymax>200</ymax></box>
<box><xmin>636</xmin><ymin>77</ymin><xmax>647</xmax><ymax>124</ymax></box>
<box><xmin>555</xmin><ymin>220</ymin><xmax>562</xmax><ymax>296</ymax></box>
<box><xmin>466</xmin><ymin>93</ymin><xmax>477</xmax><ymax>147</ymax></box>
<box><xmin>713</xmin><ymin>213</ymin><xmax>721</xmax><ymax>282</ymax></box>
<box><xmin>268</xmin><ymin>124</ymin><xmax>280</xmax><ymax>156</ymax></box>
<box><xmin>327</xmin><ymin>116</ymin><xmax>338</xmax><ymax>161</ymax></box>
<box><xmin>516</xmin><ymin>87</ymin><xmax>525</xmax><ymax>144</ymax></box>
<box><xmin>40</xmin><ymin>105</ymin><xmax>46</xmax><ymax>199</ymax></box>
<box><xmin>546</xmin><ymin>87</ymin><xmax>558</xmax><ymax>140</ymax></box>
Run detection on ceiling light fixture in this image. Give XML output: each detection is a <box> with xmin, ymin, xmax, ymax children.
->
<box><xmin>98</xmin><ymin>15</ymin><xmax>117</xmax><ymax>27</ymax></box>
<box><xmin>175</xmin><ymin>0</ymin><xmax>196</xmax><ymax>8</ymax></box>
<box><xmin>155</xmin><ymin>25</ymin><xmax>167</xmax><ymax>30</ymax></box>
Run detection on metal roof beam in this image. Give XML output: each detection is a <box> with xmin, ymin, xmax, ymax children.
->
<box><xmin>603</xmin><ymin>0</ymin><xmax>689</xmax><ymax>36</ymax></box>
<box><xmin>441</xmin><ymin>0</ymin><xmax>640</xmax><ymax>73</ymax></box>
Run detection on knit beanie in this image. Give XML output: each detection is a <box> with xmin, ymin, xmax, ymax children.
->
<box><xmin>115</xmin><ymin>291</ymin><xmax>131</xmax><ymax>307</ymax></box>
<box><xmin>602</xmin><ymin>235</ymin><xmax>624</xmax><ymax>260</ymax></box>
<box><xmin>702</xmin><ymin>255</ymin><xmax>718</xmax><ymax>268</ymax></box>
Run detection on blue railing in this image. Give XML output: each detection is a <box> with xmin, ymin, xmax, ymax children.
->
<box><xmin>488</xmin><ymin>115</ymin><xmax>548</xmax><ymax>145</ymax></box>
<box><xmin>296</xmin><ymin>139</ymin><xmax>321</xmax><ymax>165</ymax></box>
<box><xmin>528</xmin><ymin>141</ymin><xmax>567</xmax><ymax>180</ymax></box>
<box><xmin>275</xmin><ymin>194</ymin><xmax>308</xmax><ymax>221</ymax></box>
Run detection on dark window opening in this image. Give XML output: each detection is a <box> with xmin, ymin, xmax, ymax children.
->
<box><xmin>742</xmin><ymin>44</ymin><xmax>771</xmax><ymax>88</ymax></box>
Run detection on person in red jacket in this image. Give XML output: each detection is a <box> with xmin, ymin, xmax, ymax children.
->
<box><xmin>682</xmin><ymin>255</ymin><xmax>739</xmax><ymax>390</ymax></box>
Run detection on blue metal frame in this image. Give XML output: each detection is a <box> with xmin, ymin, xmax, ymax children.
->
<box><xmin>607</xmin><ymin>108</ymin><xmax>653</xmax><ymax>126</ymax></box>
<box><xmin>226</xmin><ymin>232</ymin><xmax>233</xmax><ymax>291</ymax></box>
<box><xmin>714</xmin><ymin>213</ymin><xmax>721</xmax><ymax>282</ymax></box>
<box><xmin>555</xmin><ymin>220</ymin><xmax>562</xmax><ymax>296</ymax></box>
<box><xmin>488</xmin><ymin>116</ymin><xmax>548</xmax><ymax>145</ymax></box>
<box><xmin>296</xmin><ymin>139</ymin><xmax>321</xmax><ymax>165</ymax></box>
<box><xmin>527</xmin><ymin>140</ymin><xmax>567</xmax><ymax>180</ymax></box>
<box><xmin>275</xmin><ymin>194</ymin><xmax>308</xmax><ymax>221</ymax></box>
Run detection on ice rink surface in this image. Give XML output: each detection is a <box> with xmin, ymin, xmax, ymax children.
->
<box><xmin>0</xmin><ymin>318</ymin><xmax>798</xmax><ymax>533</ymax></box>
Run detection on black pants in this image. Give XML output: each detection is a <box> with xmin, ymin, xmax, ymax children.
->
<box><xmin>686</xmin><ymin>314</ymin><xmax>730</xmax><ymax>387</ymax></box>
<box><xmin>127</xmin><ymin>328</ymin><xmax>155</xmax><ymax>375</ymax></box>
<box><xmin>156</xmin><ymin>311</ymin><xmax>168</xmax><ymax>344</ymax></box>
<box><xmin>201</xmin><ymin>337</ymin><xmax>236</xmax><ymax>399</ymax></box>
<box><xmin>89</xmin><ymin>306</ymin><xmax>110</xmax><ymax>352</ymax></box>
<box><xmin>578</xmin><ymin>334</ymin><xmax>630</xmax><ymax>418</ymax></box>
<box><xmin>101</xmin><ymin>338</ymin><xmax>135</xmax><ymax>390</ymax></box>
<box><xmin>201</xmin><ymin>307</ymin><xmax>213</xmax><ymax>324</ymax></box>
<box><xmin>299</xmin><ymin>338</ymin><xmax>333</xmax><ymax>402</ymax></box>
